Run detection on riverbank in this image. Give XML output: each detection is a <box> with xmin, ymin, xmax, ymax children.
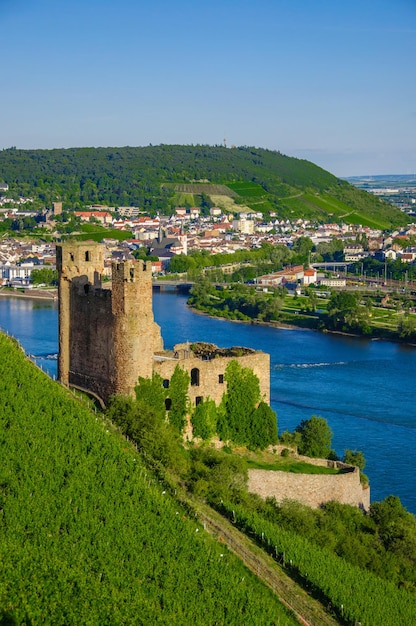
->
<box><xmin>188</xmin><ymin>302</ymin><xmax>416</xmax><ymax>347</ymax></box>
<box><xmin>0</xmin><ymin>288</ymin><xmax>57</xmax><ymax>300</ymax></box>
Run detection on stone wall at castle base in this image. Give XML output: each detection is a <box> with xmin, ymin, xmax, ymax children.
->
<box><xmin>248</xmin><ymin>467</ymin><xmax>370</xmax><ymax>511</ymax></box>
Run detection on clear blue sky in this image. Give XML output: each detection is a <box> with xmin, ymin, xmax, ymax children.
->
<box><xmin>2</xmin><ymin>0</ymin><xmax>416</xmax><ymax>176</ymax></box>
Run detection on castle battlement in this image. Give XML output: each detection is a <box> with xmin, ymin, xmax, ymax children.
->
<box><xmin>112</xmin><ymin>258</ymin><xmax>152</xmax><ymax>284</ymax></box>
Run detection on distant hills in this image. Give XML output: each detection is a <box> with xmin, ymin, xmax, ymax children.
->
<box><xmin>0</xmin><ymin>144</ymin><xmax>408</xmax><ymax>229</ymax></box>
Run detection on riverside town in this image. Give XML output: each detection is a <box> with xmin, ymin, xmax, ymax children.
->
<box><xmin>1</xmin><ymin>146</ymin><xmax>416</xmax><ymax>626</ymax></box>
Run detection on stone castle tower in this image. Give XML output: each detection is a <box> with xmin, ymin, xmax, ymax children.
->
<box><xmin>57</xmin><ymin>241</ymin><xmax>270</xmax><ymax>409</ymax></box>
<box><xmin>56</xmin><ymin>242</ymin><xmax>163</xmax><ymax>403</ymax></box>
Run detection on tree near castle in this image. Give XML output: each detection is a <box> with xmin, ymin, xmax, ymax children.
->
<box><xmin>191</xmin><ymin>398</ymin><xmax>218</xmax><ymax>440</ymax></box>
<box><xmin>295</xmin><ymin>415</ymin><xmax>333</xmax><ymax>458</ymax></box>
<box><xmin>167</xmin><ymin>366</ymin><xmax>190</xmax><ymax>433</ymax></box>
<box><xmin>217</xmin><ymin>360</ymin><xmax>278</xmax><ymax>449</ymax></box>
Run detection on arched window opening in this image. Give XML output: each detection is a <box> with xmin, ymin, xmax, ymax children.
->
<box><xmin>195</xmin><ymin>396</ymin><xmax>203</xmax><ymax>406</ymax></box>
<box><xmin>165</xmin><ymin>398</ymin><xmax>172</xmax><ymax>410</ymax></box>
<box><xmin>191</xmin><ymin>368</ymin><xmax>200</xmax><ymax>387</ymax></box>
<box><xmin>85</xmin><ymin>251</ymin><xmax>90</xmax><ymax>262</ymax></box>
<box><xmin>218</xmin><ymin>374</ymin><xmax>224</xmax><ymax>384</ymax></box>
<box><xmin>163</xmin><ymin>379</ymin><xmax>170</xmax><ymax>389</ymax></box>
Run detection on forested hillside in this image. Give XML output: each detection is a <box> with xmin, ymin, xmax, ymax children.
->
<box><xmin>0</xmin><ymin>333</ymin><xmax>296</xmax><ymax>625</ymax></box>
<box><xmin>0</xmin><ymin>144</ymin><xmax>406</xmax><ymax>228</ymax></box>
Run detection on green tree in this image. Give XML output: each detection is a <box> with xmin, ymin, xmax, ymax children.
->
<box><xmin>370</xmin><ymin>495</ymin><xmax>416</xmax><ymax>563</ymax></box>
<box><xmin>344</xmin><ymin>449</ymin><xmax>369</xmax><ymax>485</ymax></box>
<box><xmin>327</xmin><ymin>291</ymin><xmax>367</xmax><ymax>332</ymax></box>
<box><xmin>292</xmin><ymin>236</ymin><xmax>314</xmax><ymax>259</ymax></box>
<box><xmin>295</xmin><ymin>415</ymin><xmax>333</xmax><ymax>458</ymax></box>
<box><xmin>167</xmin><ymin>365</ymin><xmax>190</xmax><ymax>433</ymax></box>
<box><xmin>398</xmin><ymin>317</ymin><xmax>416</xmax><ymax>341</ymax></box>
<box><xmin>191</xmin><ymin>397</ymin><xmax>217</xmax><ymax>440</ymax></box>
<box><xmin>106</xmin><ymin>394</ymin><xmax>187</xmax><ymax>472</ymax></box>
<box><xmin>344</xmin><ymin>449</ymin><xmax>366</xmax><ymax>471</ymax></box>
<box><xmin>248</xmin><ymin>401</ymin><xmax>278</xmax><ymax>449</ymax></box>
<box><xmin>188</xmin><ymin>447</ymin><xmax>247</xmax><ymax>501</ymax></box>
<box><xmin>135</xmin><ymin>373</ymin><xmax>166</xmax><ymax>421</ymax></box>
<box><xmin>30</xmin><ymin>267</ymin><xmax>58</xmax><ymax>285</ymax></box>
<box><xmin>169</xmin><ymin>254</ymin><xmax>196</xmax><ymax>274</ymax></box>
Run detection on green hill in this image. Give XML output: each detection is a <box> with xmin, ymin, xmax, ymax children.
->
<box><xmin>0</xmin><ymin>144</ymin><xmax>407</xmax><ymax>229</ymax></box>
<box><xmin>0</xmin><ymin>333</ymin><xmax>296</xmax><ymax>625</ymax></box>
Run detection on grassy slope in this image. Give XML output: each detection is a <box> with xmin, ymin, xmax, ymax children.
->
<box><xmin>0</xmin><ymin>333</ymin><xmax>297</xmax><ymax>625</ymax></box>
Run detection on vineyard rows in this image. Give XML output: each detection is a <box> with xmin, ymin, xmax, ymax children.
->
<box><xmin>174</xmin><ymin>183</ymin><xmax>237</xmax><ymax>197</ymax></box>
<box><xmin>216</xmin><ymin>500</ymin><xmax>416</xmax><ymax>626</ymax></box>
<box><xmin>0</xmin><ymin>332</ymin><xmax>297</xmax><ymax>625</ymax></box>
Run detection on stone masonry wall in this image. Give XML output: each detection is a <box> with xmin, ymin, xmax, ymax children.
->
<box><xmin>248</xmin><ymin>467</ymin><xmax>370</xmax><ymax>511</ymax></box>
<box><xmin>58</xmin><ymin>242</ymin><xmax>270</xmax><ymax>408</ymax></box>
<box><xmin>111</xmin><ymin>260</ymin><xmax>163</xmax><ymax>396</ymax></box>
<box><xmin>68</xmin><ymin>285</ymin><xmax>114</xmax><ymax>400</ymax></box>
<box><xmin>153</xmin><ymin>347</ymin><xmax>270</xmax><ymax>409</ymax></box>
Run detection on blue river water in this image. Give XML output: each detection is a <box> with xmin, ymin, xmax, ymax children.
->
<box><xmin>0</xmin><ymin>291</ymin><xmax>415</xmax><ymax>514</ymax></box>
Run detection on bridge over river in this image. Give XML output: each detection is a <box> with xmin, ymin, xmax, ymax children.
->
<box><xmin>152</xmin><ymin>279</ymin><xmax>194</xmax><ymax>293</ymax></box>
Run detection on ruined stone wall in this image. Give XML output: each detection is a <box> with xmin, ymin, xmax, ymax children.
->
<box><xmin>57</xmin><ymin>243</ymin><xmax>163</xmax><ymax>403</ymax></box>
<box><xmin>153</xmin><ymin>347</ymin><xmax>270</xmax><ymax>409</ymax></box>
<box><xmin>68</xmin><ymin>285</ymin><xmax>114</xmax><ymax>401</ymax></box>
<box><xmin>111</xmin><ymin>260</ymin><xmax>163</xmax><ymax>396</ymax></box>
<box><xmin>57</xmin><ymin>242</ymin><xmax>106</xmax><ymax>388</ymax></box>
<box><xmin>248</xmin><ymin>467</ymin><xmax>370</xmax><ymax>511</ymax></box>
<box><xmin>57</xmin><ymin>242</ymin><xmax>270</xmax><ymax>407</ymax></box>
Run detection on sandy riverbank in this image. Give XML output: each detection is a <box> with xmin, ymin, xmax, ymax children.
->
<box><xmin>0</xmin><ymin>288</ymin><xmax>57</xmax><ymax>300</ymax></box>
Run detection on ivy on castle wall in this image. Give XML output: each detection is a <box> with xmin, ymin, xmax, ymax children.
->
<box><xmin>135</xmin><ymin>373</ymin><xmax>166</xmax><ymax>422</ymax></box>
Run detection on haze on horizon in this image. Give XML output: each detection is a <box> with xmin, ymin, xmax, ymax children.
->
<box><xmin>1</xmin><ymin>0</ymin><xmax>415</xmax><ymax>178</ymax></box>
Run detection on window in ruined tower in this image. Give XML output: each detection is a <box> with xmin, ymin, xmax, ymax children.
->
<box><xmin>165</xmin><ymin>398</ymin><xmax>172</xmax><ymax>410</ymax></box>
<box><xmin>163</xmin><ymin>379</ymin><xmax>170</xmax><ymax>389</ymax></box>
<box><xmin>191</xmin><ymin>368</ymin><xmax>200</xmax><ymax>386</ymax></box>
<box><xmin>195</xmin><ymin>396</ymin><xmax>203</xmax><ymax>406</ymax></box>
<box><xmin>218</xmin><ymin>374</ymin><xmax>224</xmax><ymax>384</ymax></box>
<box><xmin>85</xmin><ymin>251</ymin><xmax>90</xmax><ymax>262</ymax></box>
<box><xmin>70</xmin><ymin>252</ymin><xmax>74</xmax><ymax>262</ymax></box>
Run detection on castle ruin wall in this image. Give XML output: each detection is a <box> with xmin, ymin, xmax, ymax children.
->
<box><xmin>248</xmin><ymin>467</ymin><xmax>370</xmax><ymax>511</ymax></box>
<box><xmin>154</xmin><ymin>347</ymin><xmax>270</xmax><ymax>409</ymax></box>
<box><xmin>68</xmin><ymin>284</ymin><xmax>114</xmax><ymax>401</ymax></box>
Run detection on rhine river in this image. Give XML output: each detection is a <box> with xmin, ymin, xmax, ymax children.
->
<box><xmin>0</xmin><ymin>291</ymin><xmax>415</xmax><ymax>514</ymax></box>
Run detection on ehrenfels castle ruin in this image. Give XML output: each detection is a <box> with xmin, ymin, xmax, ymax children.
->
<box><xmin>56</xmin><ymin>241</ymin><xmax>369</xmax><ymax>510</ymax></box>
<box><xmin>56</xmin><ymin>241</ymin><xmax>270</xmax><ymax>407</ymax></box>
